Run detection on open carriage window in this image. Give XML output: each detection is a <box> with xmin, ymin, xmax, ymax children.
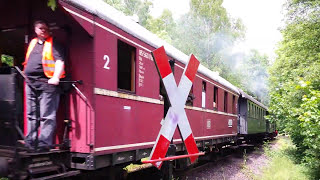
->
<box><xmin>224</xmin><ymin>91</ymin><xmax>228</xmax><ymax>112</ymax></box>
<box><xmin>186</xmin><ymin>85</ymin><xmax>194</xmax><ymax>106</ymax></box>
<box><xmin>232</xmin><ymin>95</ymin><xmax>235</xmax><ymax>114</ymax></box>
<box><xmin>255</xmin><ymin>106</ymin><xmax>257</xmax><ymax>118</ymax></box>
<box><xmin>213</xmin><ymin>86</ymin><xmax>218</xmax><ymax>110</ymax></box>
<box><xmin>202</xmin><ymin>81</ymin><xmax>206</xmax><ymax>108</ymax></box>
<box><xmin>117</xmin><ymin>40</ymin><xmax>136</xmax><ymax>92</ymax></box>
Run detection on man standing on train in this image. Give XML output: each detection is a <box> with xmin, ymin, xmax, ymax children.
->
<box><xmin>23</xmin><ymin>20</ymin><xmax>65</xmax><ymax>152</ymax></box>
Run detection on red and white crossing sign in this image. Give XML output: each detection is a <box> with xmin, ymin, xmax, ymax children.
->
<box><xmin>147</xmin><ymin>46</ymin><xmax>201</xmax><ymax>169</ymax></box>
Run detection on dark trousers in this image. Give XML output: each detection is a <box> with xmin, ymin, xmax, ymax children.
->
<box><xmin>25</xmin><ymin>85</ymin><xmax>60</xmax><ymax>148</ymax></box>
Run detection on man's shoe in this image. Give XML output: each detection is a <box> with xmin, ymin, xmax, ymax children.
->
<box><xmin>24</xmin><ymin>143</ymin><xmax>36</xmax><ymax>153</ymax></box>
<box><xmin>26</xmin><ymin>147</ymin><xmax>36</xmax><ymax>153</ymax></box>
<box><xmin>36</xmin><ymin>146</ymin><xmax>50</xmax><ymax>153</ymax></box>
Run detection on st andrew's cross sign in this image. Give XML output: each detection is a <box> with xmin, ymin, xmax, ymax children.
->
<box><xmin>146</xmin><ymin>46</ymin><xmax>201</xmax><ymax>169</ymax></box>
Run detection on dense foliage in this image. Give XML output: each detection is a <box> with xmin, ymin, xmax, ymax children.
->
<box><xmin>47</xmin><ymin>0</ymin><xmax>57</xmax><ymax>10</ymax></box>
<box><xmin>268</xmin><ymin>0</ymin><xmax>320</xmax><ymax>177</ymax></box>
<box><xmin>0</xmin><ymin>55</ymin><xmax>14</xmax><ymax>66</ymax></box>
<box><xmin>172</xmin><ymin>0</ymin><xmax>246</xmax><ymax>84</ymax></box>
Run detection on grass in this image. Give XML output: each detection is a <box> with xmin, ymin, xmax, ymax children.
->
<box><xmin>241</xmin><ymin>148</ymin><xmax>258</xmax><ymax>179</ymax></box>
<box><xmin>261</xmin><ymin>136</ymin><xmax>311</xmax><ymax>180</ymax></box>
<box><xmin>123</xmin><ymin>157</ymin><xmax>153</xmax><ymax>173</ymax></box>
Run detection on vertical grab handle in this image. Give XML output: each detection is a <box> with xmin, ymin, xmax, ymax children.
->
<box><xmin>71</xmin><ymin>83</ymin><xmax>92</xmax><ymax>147</ymax></box>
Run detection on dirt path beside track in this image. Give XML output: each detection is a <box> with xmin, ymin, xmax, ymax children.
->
<box><xmin>179</xmin><ymin>139</ymin><xmax>279</xmax><ymax>180</ymax></box>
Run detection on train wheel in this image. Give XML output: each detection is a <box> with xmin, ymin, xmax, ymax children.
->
<box><xmin>160</xmin><ymin>161</ymin><xmax>173</xmax><ymax>180</ymax></box>
<box><xmin>107</xmin><ymin>166</ymin><xmax>128</xmax><ymax>180</ymax></box>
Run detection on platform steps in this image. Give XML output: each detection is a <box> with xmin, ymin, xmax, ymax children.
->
<box><xmin>28</xmin><ymin>163</ymin><xmax>80</xmax><ymax>180</ymax></box>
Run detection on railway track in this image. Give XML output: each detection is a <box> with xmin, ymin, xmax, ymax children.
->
<box><xmin>174</xmin><ymin>148</ymin><xmax>238</xmax><ymax>179</ymax></box>
<box><xmin>176</xmin><ymin>154</ymin><xmax>234</xmax><ymax>178</ymax></box>
<box><xmin>125</xmin><ymin>144</ymin><xmax>257</xmax><ymax>180</ymax></box>
<box><xmin>67</xmin><ymin>142</ymin><xmax>263</xmax><ymax>180</ymax></box>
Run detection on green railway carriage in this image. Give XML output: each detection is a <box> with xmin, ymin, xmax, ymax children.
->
<box><xmin>247</xmin><ymin>101</ymin><xmax>267</xmax><ymax>134</ymax></box>
<box><xmin>238</xmin><ymin>89</ymin><xmax>276</xmax><ymax>141</ymax></box>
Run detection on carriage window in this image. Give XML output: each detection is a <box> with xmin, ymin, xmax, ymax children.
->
<box><xmin>118</xmin><ymin>40</ymin><xmax>136</xmax><ymax>92</ymax></box>
<box><xmin>253</xmin><ymin>105</ymin><xmax>255</xmax><ymax>117</ymax></box>
<box><xmin>213</xmin><ymin>86</ymin><xmax>218</xmax><ymax>110</ymax></box>
<box><xmin>202</xmin><ymin>81</ymin><xmax>206</xmax><ymax>108</ymax></box>
<box><xmin>253</xmin><ymin>105</ymin><xmax>255</xmax><ymax>118</ymax></box>
<box><xmin>224</xmin><ymin>91</ymin><xmax>228</xmax><ymax>112</ymax></box>
<box><xmin>186</xmin><ymin>85</ymin><xmax>194</xmax><ymax>106</ymax></box>
<box><xmin>251</xmin><ymin>104</ymin><xmax>255</xmax><ymax>118</ymax></box>
<box><xmin>232</xmin><ymin>95</ymin><xmax>235</xmax><ymax>114</ymax></box>
<box><xmin>259</xmin><ymin>108</ymin><xmax>261</xmax><ymax>119</ymax></box>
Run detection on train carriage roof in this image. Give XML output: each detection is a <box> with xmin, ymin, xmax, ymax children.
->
<box><xmin>63</xmin><ymin>0</ymin><xmax>239</xmax><ymax>94</ymax></box>
<box><xmin>238</xmin><ymin>88</ymin><xmax>268</xmax><ymax>110</ymax></box>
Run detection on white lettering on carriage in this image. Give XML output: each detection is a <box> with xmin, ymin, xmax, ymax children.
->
<box><xmin>103</xmin><ymin>55</ymin><xmax>110</xmax><ymax>70</ymax></box>
<box><xmin>139</xmin><ymin>49</ymin><xmax>153</xmax><ymax>61</ymax></box>
<box><xmin>138</xmin><ymin>52</ymin><xmax>146</xmax><ymax>87</ymax></box>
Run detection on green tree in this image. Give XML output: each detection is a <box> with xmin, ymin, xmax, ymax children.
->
<box><xmin>1</xmin><ymin>55</ymin><xmax>14</xmax><ymax>66</ymax></box>
<box><xmin>47</xmin><ymin>0</ymin><xmax>57</xmax><ymax>10</ymax></box>
<box><xmin>172</xmin><ymin>0</ymin><xmax>245</xmax><ymax>81</ymax></box>
<box><xmin>145</xmin><ymin>9</ymin><xmax>176</xmax><ymax>43</ymax></box>
<box><xmin>268</xmin><ymin>0</ymin><xmax>320</xmax><ymax>177</ymax></box>
<box><xmin>135</xmin><ymin>0</ymin><xmax>153</xmax><ymax>27</ymax></box>
<box><xmin>104</xmin><ymin>0</ymin><xmax>153</xmax><ymax>27</ymax></box>
<box><xmin>104</xmin><ymin>0</ymin><xmax>126</xmax><ymax>12</ymax></box>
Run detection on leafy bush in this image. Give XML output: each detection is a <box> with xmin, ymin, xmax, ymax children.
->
<box><xmin>262</xmin><ymin>137</ymin><xmax>310</xmax><ymax>180</ymax></box>
<box><xmin>268</xmin><ymin>0</ymin><xmax>320</xmax><ymax>178</ymax></box>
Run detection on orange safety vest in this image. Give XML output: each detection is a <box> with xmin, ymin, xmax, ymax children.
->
<box><xmin>24</xmin><ymin>37</ymin><xmax>65</xmax><ymax>78</ymax></box>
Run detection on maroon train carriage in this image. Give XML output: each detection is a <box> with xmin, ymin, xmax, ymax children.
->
<box><xmin>0</xmin><ymin>0</ymin><xmax>245</xmax><ymax>178</ymax></box>
<box><xmin>61</xmin><ymin>0</ymin><xmax>239</xmax><ymax>169</ymax></box>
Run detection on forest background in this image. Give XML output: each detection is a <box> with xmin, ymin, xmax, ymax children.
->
<box><xmin>2</xmin><ymin>0</ymin><xmax>319</xmax><ymax>178</ymax></box>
